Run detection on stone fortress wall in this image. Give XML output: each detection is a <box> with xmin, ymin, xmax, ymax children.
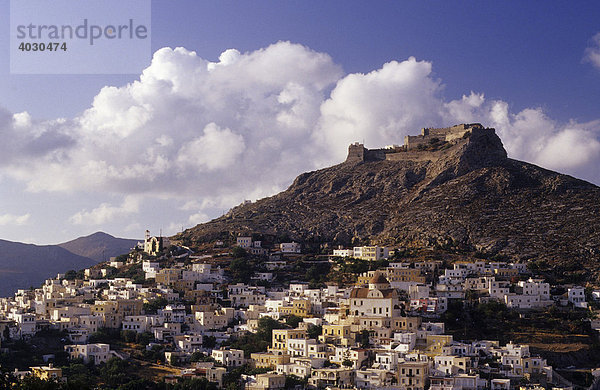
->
<box><xmin>403</xmin><ymin>123</ymin><xmax>484</xmax><ymax>150</ymax></box>
<box><xmin>346</xmin><ymin>123</ymin><xmax>491</xmax><ymax>163</ymax></box>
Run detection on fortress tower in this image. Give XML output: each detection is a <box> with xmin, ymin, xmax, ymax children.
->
<box><xmin>345</xmin><ymin>124</ymin><xmax>494</xmax><ymax>163</ymax></box>
<box><xmin>403</xmin><ymin>123</ymin><xmax>484</xmax><ymax>150</ymax></box>
<box><xmin>346</xmin><ymin>142</ymin><xmax>365</xmax><ymax>162</ymax></box>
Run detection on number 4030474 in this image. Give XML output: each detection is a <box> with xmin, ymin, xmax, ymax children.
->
<box><xmin>18</xmin><ymin>42</ymin><xmax>67</xmax><ymax>52</ymax></box>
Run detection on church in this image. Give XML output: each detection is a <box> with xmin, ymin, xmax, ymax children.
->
<box><xmin>349</xmin><ymin>273</ymin><xmax>402</xmax><ymax>318</ymax></box>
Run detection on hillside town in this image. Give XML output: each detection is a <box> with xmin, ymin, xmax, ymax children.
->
<box><xmin>0</xmin><ymin>231</ymin><xmax>599</xmax><ymax>389</ymax></box>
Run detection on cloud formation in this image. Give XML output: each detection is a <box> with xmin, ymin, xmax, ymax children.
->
<box><xmin>0</xmin><ymin>213</ymin><xmax>30</xmax><ymax>226</ymax></box>
<box><xmin>584</xmin><ymin>32</ymin><xmax>600</xmax><ymax>70</ymax></box>
<box><xmin>441</xmin><ymin>94</ymin><xmax>600</xmax><ymax>183</ymax></box>
<box><xmin>69</xmin><ymin>196</ymin><xmax>140</xmax><ymax>225</ymax></box>
<box><xmin>315</xmin><ymin>58</ymin><xmax>445</xmax><ymax>162</ymax></box>
<box><xmin>1</xmin><ymin>41</ymin><xmax>599</xmax><ymax>231</ymax></box>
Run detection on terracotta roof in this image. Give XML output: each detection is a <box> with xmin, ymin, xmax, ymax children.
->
<box><xmin>350</xmin><ymin>288</ymin><xmax>369</xmax><ymax>298</ymax></box>
<box><xmin>370</xmin><ymin>273</ymin><xmax>389</xmax><ymax>285</ymax></box>
<box><xmin>349</xmin><ymin>287</ymin><xmax>396</xmax><ymax>299</ymax></box>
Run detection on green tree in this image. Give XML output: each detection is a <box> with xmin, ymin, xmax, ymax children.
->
<box><xmin>306</xmin><ymin>265</ymin><xmax>320</xmax><ymax>283</ymax></box>
<box><xmin>143</xmin><ymin>297</ymin><xmax>169</xmax><ymax>314</ymax></box>
<box><xmin>141</xmin><ymin>344</ymin><xmax>165</xmax><ymax>363</ymax></box>
<box><xmin>229</xmin><ymin>257</ymin><xmax>252</xmax><ymax>284</ymax></box>
<box><xmin>171</xmin><ymin>378</ymin><xmax>219</xmax><ymax>390</ymax></box>
<box><xmin>231</xmin><ymin>246</ymin><xmax>247</xmax><ymax>259</ymax></box>
<box><xmin>89</xmin><ymin>327</ymin><xmax>120</xmax><ymax>344</ymax></box>
<box><xmin>100</xmin><ymin>357</ymin><xmax>132</xmax><ymax>387</ymax></box>
<box><xmin>137</xmin><ymin>331</ymin><xmax>153</xmax><ymax>346</ymax></box>
<box><xmin>358</xmin><ymin>329</ymin><xmax>370</xmax><ymax>348</ymax></box>
<box><xmin>121</xmin><ymin>330</ymin><xmax>137</xmax><ymax>343</ymax></box>
<box><xmin>372</xmin><ymin>259</ymin><xmax>389</xmax><ymax>271</ymax></box>
<box><xmin>0</xmin><ymin>366</ymin><xmax>12</xmax><ymax>389</ymax></box>
<box><xmin>285</xmin><ymin>374</ymin><xmax>306</xmax><ymax>390</ymax></box>
<box><xmin>202</xmin><ymin>335</ymin><xmax>217</xmax><ymax>349</ymax></box>
<box><xmin>222</xmin><ymin>365</ymin><xmax>246</xmax><ymax>390</ymax></box>
<box><xmin>14</xmin><ymin>376</ymin><xmax>63</xmax><ymax>390</ymax></box>
<box><xmin>307</xmin><ymin>324</ymin><xmax>322</xmax><ymax>340</ymax></box>
<box><xmin>256</xmin><ymin>317</ymin><xmax>285</xmax><ymax>343</ymax></box>
<box><xmin>285</xmin><ymin>315</ymin><xmax>303</xmax><ymax>329</ymax></box>
<box><xmin>115</xmin><ymin>253</ymin><xmax>129</xmax><ymax>263</ymax></box>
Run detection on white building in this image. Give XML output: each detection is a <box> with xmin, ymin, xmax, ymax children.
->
<box><xmin>488</xmin><ymin>280</ymin><xmax>510</xmax><ymax>299</ymax></box>
<box><xmin>211</xmin><ymin>348</ymin><xmax>244</xmax><ymax>367</ymax></box>
<box><xmin>143</xmin><ymin>260</ymin><xmax>160</xmax><ymax>279</ymax></box>
<box><xmin>349</xmin><ymin>274</ymin><xmax>400</xmax><ymax>317</ymax></box>
<box><xmin>122</xmin><ymin>315</ymin><xmax>163</xmax><ymax>333</ymax></box>
<box><xmin>280</xmin><ymin>242</ymin><xmax>301</xmax><ymax>254</ymax></box>
<box><xmin>568</xmin><ymin>286</ymin><xmax>587</xmax><ymax>308</ymax></box>
<box><xmin>176</xmin><ymin>334</ymin><xmax>203</xmax><ymax>353</ymax></box>
<box><xmin>11</xmin><ymin>312</ymin><xmax>36</xmax><ymax>337</ymax></box>
<box><xmin>287</xmin><ymin>338</ymin><xmax>319</xmax><ymax>357</ymax></box>
<box><xmin>159</xmin><ymin>305</ymin><xmax>187</xmax><ymax>323</ymax></box>
<box><xmin>276</xmin><ymin>362</ymin><xmax>311</xmax><ymax>378</ymax></box>
<box><xmin>517</xmin><ymin>279</ymin><xmax>550</xmax><ymax>300</ymax></box>
<box><xmin>64</xmin><ymin>343</ymin><xmax>116</xmax><ymax>365</ymax></box>
<box><xmin>236</xmin><ymin>237</ymin><xmax>252</xmax><ymax>248</ymax></box>
<box><xmin>393</xmin><ymin>332</ymin><xmax>417</xmax><ymax>354</ymax></box>
<box><xmin>408</xmin><ymin>284</ymin><xmax>430</xmax><ymax>300</ymax></box>
<box><xmin>195</xmin><ymin>308</ymin><xmax>234</xmax><ymax>329</ymax></box>
<box><xmin>332</xmin><ymin>249</ymin><xmax>353</xmax><ymax>257</ymax></box>
<box><xmin>375</xmin><ymin>351</ymin><xmax>399</xmax><ymax>371</ymax></box>
<box><xmin>353</xmin><ymin>246</ymin><xmax>392</xmax><ymax>261</ymax></box>
<box><xmin>504</xmin><ymin>294</ymin><xmax>541</xmax><ymax>309</ymax></box>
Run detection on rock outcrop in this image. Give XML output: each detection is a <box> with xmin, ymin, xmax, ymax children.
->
<box><xmin>178</xmin><ymin>124</ymin><xmax>600</xmax><ymax>274</ymax></box>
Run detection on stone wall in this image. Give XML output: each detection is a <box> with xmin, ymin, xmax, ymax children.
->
<box><xmin>346</xmin><ymin>123</ymin><xmax>493</xmax><ymax>162</ymax></box>
<box><xmin>404</xmin><ymin>123</ymin><xmax>485</xmax><ymax>150</ymax></box>
<box><xmin>346</xmin><ymin>143</ymin><xmax>386</xmax><ymax>162</ymax></box>
<box><xmin>384</xmin><ymin>149</ymin><xmax>443</xmax><ymax>163</ymax></box>
<box><xmin>346</xmin><ymin>143</ymin><xmax>365</xmax><ymax>162</ymax></box>
<box><xmin>364</xmin><ymin>149</ymin><xmax>386</xmax><ymax>161</ymax></box>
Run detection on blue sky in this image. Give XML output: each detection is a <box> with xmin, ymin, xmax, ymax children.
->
<box><xmin>1</xmin><ymin>0</ymin><xmax>600</xmax><ymax>244</ymax></box>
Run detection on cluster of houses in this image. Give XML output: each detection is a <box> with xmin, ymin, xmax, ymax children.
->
<box><xmin>235</xmin><ymin>236</ymin><xmax>302</xmax><ymax>257</ymax></box>
<box><xmin>0</xmin><ymin>235</ymin><xmax>596</xmax><ymax>389</ymax></box>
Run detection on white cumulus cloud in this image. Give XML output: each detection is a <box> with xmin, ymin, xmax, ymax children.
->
<box><xmin>315</xmin><ymin>57</ymin><xmax>445</xmax><ymax>163</ymax></box>
<box><xmin>584</xmin><ymin>32</ymin><xmax>600</xmax><ymax>70</ymax></box>
<box><xmin>70</xmin><ymin>196</ymin><xmax>140</xmax><ymax>225</ymax></box>
<box><xmin>0</xmin><ymin>213</ymin><xmax>30</xmax><ymax>226</ymax></box>
<box><xmin>5</xmin><ymin>42</ymin><xmax>342</xmax><ymax>203</ymax></box>
<box><xmin>0</xmin><ymin>42</ymin><xmax>598</xmax><ymax>234</ymax></box>
<box><xmin>442</xmin><ymin>94</ymin><xmax>600</xmax><ymax>183</ymax></box>
<box><xmin>176</xmin><ymin>123</ymin><xmax>245</xmax><ymax>172</ymax></box>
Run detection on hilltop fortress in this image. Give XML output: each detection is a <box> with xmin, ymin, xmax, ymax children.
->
<box><xmin>346</xmin><ymin>123</ymin><xmax>493</xmax><ymax>162</ymax></box>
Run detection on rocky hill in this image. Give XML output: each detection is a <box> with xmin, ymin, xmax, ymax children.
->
<box><xmin>0</xmin><ymin>240</ymin><xmax>95</xmax><ymax>297</ymax></box>
<box><xmin>58</xmin><ymin>231</ymin><xmax>139</xmax><ymax>262</ymax></box>
<box><xmin>178</xmin><ymin>124</ymin><xmax>600</xmax><ymax>276</ymax></box>
<box><xmin>0</xmin><ymin>232</ymin><xmax>139</xmax><ymax>297</ymax></box>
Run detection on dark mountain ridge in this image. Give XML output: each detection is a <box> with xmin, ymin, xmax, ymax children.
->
<box><xmin>58</xmin><ymin>231</ymin><xmax>139</xmax><ymax>262</ymax></box>
<box><xmin>178</xmin><ymin>124</ymin><xmax>600</xmax><ymax>276</ymax></box>
<box><xmin>0</xmin><ymin>232</ymin><xmax>139</xmax><ymax>297</ymax></box>
<box><xmin>0</xmin><ymin>240</ymin><xmax>95</xmax><ymax>297</ymax></box>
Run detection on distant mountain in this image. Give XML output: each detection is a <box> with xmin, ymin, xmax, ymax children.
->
<box><xmin>0</xmin><ymin>232</ymin><xmax>139</xmax><ymax>297</ymax></box>
<box><xmin>0</xmin><ymin>240</ymin><xmax>96</xmax><ymax>297</ymax></box>
<box><xmin>178</xmin><ymin>124</ymin><xmax>600</xmax><ymax>277</ymax></box>
<box><xmin>57</xmin><ymin>231</ymin><xmax>139</xmax><ymax>262</ymax></box>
